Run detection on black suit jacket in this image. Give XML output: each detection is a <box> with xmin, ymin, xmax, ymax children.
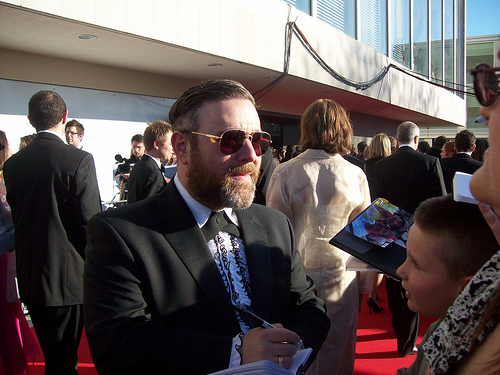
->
<box><xmin>127</xmin><ymin>155</ymin><xmax>166</xmax><ymax>204</ymax></box>
<box><xmin>84</xmin><ymin>182</ymin><xmax>329</xmax><ymax>375</ymax></box>
<box><xmin>3</xmin><ymin>132</ymin><xmax>101</xmax><ymax>306</ymax></box>
<box><xmin>253</xmin><ymin>147</ymin><xmax>274</xmax><ymax>205</ymax></box>
<box><xmin>439</xmin><ymin>153</ymin><xmax>483</xmax><ymax>194</ymax></box>
<box><xmin>372</xmin><ymin>146</ymin><xmax>446</xmax><ymax>214</ymax></box>
<box><xmin>365</xmin><ymin>157</ymin><xmax>384</xmax><ymax>201</ymax></box>
<box><xmin>426</xmin><ymin>146</ymin><xmax>442</xmax><ymax>159</ymax></box>
<box><xmin>343</xmin><ymin>154</ymin><xmax>366</xmax><ymax>173</ymax></box>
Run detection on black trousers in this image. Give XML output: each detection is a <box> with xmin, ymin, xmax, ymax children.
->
<box><xmin>28</xmin><ymin>304</ymin><xmax>84</xmax><ymax>375</ymax></box>
<box><xmin>385</xmin><ymin>277</ymin><xmax>419</xmax><ymax>357</ymax></box>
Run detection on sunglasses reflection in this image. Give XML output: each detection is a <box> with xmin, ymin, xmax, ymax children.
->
<box><xmin>187</xmin><ymin>129</ymin><xmax>271</xmax><ymax>156</ymax></box>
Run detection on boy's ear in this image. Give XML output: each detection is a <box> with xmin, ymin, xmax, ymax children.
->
<box><xmin>458</xmin><ymin>275</ymin><xmax>474</xmax><ymax>293</ymax></box>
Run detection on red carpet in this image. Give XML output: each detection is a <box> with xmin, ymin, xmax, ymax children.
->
<box><xmin>26</xmin><ymin>328</ymin><xmax>97</xmax><ymax>375</ymax></box>
<box><xmin>354</xmin><ymin>277</ymin><xmax>436</xmax><ymax>375</ymax></box>
<box><xmin>26</xmin><ymin>279</ymin><xmax>435</xmax><ymax>374</ymax></box>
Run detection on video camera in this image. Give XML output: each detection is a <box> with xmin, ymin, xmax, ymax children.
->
<box><xmin>115</xmin><ymin>154</ymin><xmax>136</xmax><ymax>174</ymax></box>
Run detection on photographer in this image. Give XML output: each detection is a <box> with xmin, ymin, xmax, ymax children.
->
<box><xmin>115</xmin><ymin>134</ymin><xmax>144</xmax><ymax>201</ymax></box>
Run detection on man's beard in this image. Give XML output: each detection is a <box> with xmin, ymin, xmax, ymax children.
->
<box><xmin>186</xmin><ymin>148</ymin><xmax>259</xmax><ymax>210</ymax></box>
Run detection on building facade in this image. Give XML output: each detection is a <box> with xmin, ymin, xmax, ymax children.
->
<box><xmin>466</xmin><ymin>34</ymin><xmax>500</xmax><ymax>139</ymax></box>
<box><xmin>0</xmin><ymin>0</ymin><xmax>467</xmax><ymax>201</ymax></box>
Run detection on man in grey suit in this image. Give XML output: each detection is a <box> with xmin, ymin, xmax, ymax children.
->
<box><xmin>372</xmin><ymin>121</ymin><xmax>446</xmax><ymax>357</ymax></box>
<box><xmin>440</xmin><ymin>130</ymin><xmax>483</xmax><ymax>194</ymax></box>
<box><xmin>84</xmin><ymin>80</ymin><xmax>329</xmax><ymax>374</ymax></box>
<box><xmin>4</xmin><ymin>90</ymin><xmax>102</xmax><ymax>374</ymax></box>
<box><xmin>127</xmin><ymin>120</ymin><xmax>172</xmax><ymax>204</ymax></box>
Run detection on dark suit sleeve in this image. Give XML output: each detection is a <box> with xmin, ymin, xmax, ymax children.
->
<box><xmin>144</xmin><ymin>171</ymin><xmax>166</xmax><ymax>199</ymax></box>
<box><xmin>128</xmin><ymin>162</ymin><xmax>165</xmax><ymax>204</ymax></box>
<box><xmin>432</xmin><ymin>158</ymin><xmax>447</xmax><ymax>197</ymax></box>
<box><xmin>84</xmin><ymin>215</ymin><xmax>233</xmax><ymax>375</ymax></box>
<box><xmin>371</xmin><ymin>160</ymin><xmax>383</xmax><ymax>200</ymax></box>
<box><xmin>71</xmin><ymin>153</ymin><xmax>101</xmax><ymax>256</ymax></box>
<box><xmin>253</xmin><ymin>147</ymin><xmax>274</xmax><ymax>205</ymax></box>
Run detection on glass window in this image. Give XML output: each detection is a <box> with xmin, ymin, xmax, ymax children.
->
<box><xmin>414</xmin><ymin>1</ymin><xmax>429</xmax><ymax>77</ymax></box>
<box><xmin>466</xmin><ymin>43</ymin><xmax>495</xmax><ymax>110</ymax></box>
<box><xmin>390</xmin><ymin>0</ymin><xmax>411</xmax><ymax>68</ymax></box>
<box><xmin>317</xmin><ymin>0</ymin><xmax>355</xmax><ymax>38</ymax></box>
<box><xmin>431</xmin><ymin>0</ymin><xmax>443</xmax><ymax>83</ymax></box>
<box><xmin>281</xmin><ymin>0</ymin><xmax>311</xmax><ymax>14</ymax></box>
<box><xmin>444</xmin><ymin>0</ymin><xmax>455</xmax><ymax>89</ymax></box>
<box><xmin>360</xmin><ymin>0</ymin><xmax>387</xmax><ymax>55</ymax></box>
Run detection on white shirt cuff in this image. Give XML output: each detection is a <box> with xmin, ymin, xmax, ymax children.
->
<box><xmin>229</xmin><ymin>332</ymin><xmax>243</xmax><ymax>368</ymax></box>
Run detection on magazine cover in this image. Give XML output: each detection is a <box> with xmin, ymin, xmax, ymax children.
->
<box><xmin>345</xmin><ymin>198</ymin><xmax>413</xmax><ymax>249</ymax></box>
<box><xmin>330</xmin><ymin>198</ymin><xmax>413</xmax><ymax>279</ymax></box>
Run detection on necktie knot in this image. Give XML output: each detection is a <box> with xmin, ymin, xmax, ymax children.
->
<box><xmin>160</xmin><ymin>164</ymin><xmax>166</xmax><ymax>173</ymax></box>
<box><xmin>201</xmin><ymin>211</ymin><xmax>240</xmax><ymax>241</ymax></box>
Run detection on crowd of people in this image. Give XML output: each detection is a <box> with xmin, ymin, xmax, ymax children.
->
<box><xmin>0</xmin><ymin>53</ymin><xmax>499</xmax><ymax>375</ymax></box>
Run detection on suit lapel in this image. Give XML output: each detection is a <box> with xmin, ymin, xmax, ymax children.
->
<box><xmin>237</xmin><ymin>208</ymin><xmax>273</xmax><ymax>321</ymax></box>
<box><xmin>158</xmin><ymin>183</ymin><xmax>240</xmax><ymax>333</ymax></box>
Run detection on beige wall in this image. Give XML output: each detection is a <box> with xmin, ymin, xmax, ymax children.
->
<box><xmin>1</xmin><ymin>0</ymin><xmax>466</xmax><ymax>126</ymax></box>
<box><xmin>0</xmin><ymin>49</ymin><xmax>191</xmax><ymax>98</ymax></box>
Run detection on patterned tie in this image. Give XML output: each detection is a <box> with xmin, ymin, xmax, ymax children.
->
<box><xmin>202</xmin><ymin>211</ymin><xmax>252</xmax><ymax>331</ymax></box>
<box><xmin>201</xmin><ymin>211</ymin><xmax>240</xmax><ymax>242</ymax></box>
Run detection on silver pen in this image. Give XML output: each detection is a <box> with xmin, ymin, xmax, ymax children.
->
<box><xmin>234</xmin><ymin>306</ymin><xmax>304</xmax><ymax>348</ymax></box>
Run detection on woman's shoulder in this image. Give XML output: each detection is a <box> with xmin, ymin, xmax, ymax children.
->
<box><xmin>455</xmin><ymin>323</ymin><xmax>500</xmax><ymax>375</ymax></box>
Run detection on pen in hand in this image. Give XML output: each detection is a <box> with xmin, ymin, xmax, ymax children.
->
<box><xmin>233</xmin><ymin>305</ymin><xmax>304</xmax><ymax>348</ymax></box>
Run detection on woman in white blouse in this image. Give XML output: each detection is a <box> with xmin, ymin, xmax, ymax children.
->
<box><xmin>267</xmin><ymin>99</ymin><xmax>370</xmax><ymax>375</ymax></box>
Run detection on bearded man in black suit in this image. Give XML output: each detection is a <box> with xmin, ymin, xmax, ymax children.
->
<box><xmin>4</xmin><ymin>90</ymin><xmax>102</xmax><ymax>374</ymax></box>
<box><xmin>440</xmin><ymin>129</ymin><xmax>483</xmax><ymax>193</ymax></box>
<box><xmin>83</xmin><ymin>80</ymin><xmax>329</xmax><ymax>375</ymax></box>
<box><xmin>372</xmin><ymin>121</ymin><xmax>446</xmax><ymax>357</ymax></box>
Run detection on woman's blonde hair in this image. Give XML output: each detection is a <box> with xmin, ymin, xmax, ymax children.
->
<box><xmin>0</xmin><ymin>131</ymin><xmax>9</xmax><ymax>181</ymax></box>
<box><xmin>368</xmin><ymin>133</ymin><xmax>391</xmax><ymax>159</ymax></box>
<box><xmin>300</xmin><ymin>99</ymin><xmax>352</xmax><ymax>154</ymax></box>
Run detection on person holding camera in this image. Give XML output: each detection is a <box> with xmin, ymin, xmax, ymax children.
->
<box><xmin>115</xmin><ymin>134</ymin><xmax>145</xmax><ymax>201</ymax></box>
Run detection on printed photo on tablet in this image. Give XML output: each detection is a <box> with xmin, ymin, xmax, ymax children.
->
<box><xmin>345</xmin><ymin>198</ymin><xmax>413</xmax><ymax>248</ymax></box>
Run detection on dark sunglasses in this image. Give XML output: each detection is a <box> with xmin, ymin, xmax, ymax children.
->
<box><xmin>471</xmin><ymin>63</ymin><xmax>500</xmax><ymax>107</ymax></box>
<box><xmin>185</xmin><ymin>129</ymin><xmax>271</xmax><ymax>156</ymax></box>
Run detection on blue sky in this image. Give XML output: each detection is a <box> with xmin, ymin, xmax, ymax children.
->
<box><xmin>467</xmin><ymin>0</ymin><xmax>500</xmax><ymax>36</ymax></box>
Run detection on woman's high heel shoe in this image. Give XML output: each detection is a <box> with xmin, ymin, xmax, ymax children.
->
<box><xmin>367</xmin><ymin>298</ymin><xmax>383</xmax><ymax>314</ymax></box>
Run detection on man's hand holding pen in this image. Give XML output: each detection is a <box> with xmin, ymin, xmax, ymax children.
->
<box><xmin>233</xmin><ymin>306</ymin><xmax>306</xmax><ymax>368</ymax></box>
<box><xmin>238</xmin><ymin>324</ymin><xmax>301</xmax><ymax>368</ymax></box>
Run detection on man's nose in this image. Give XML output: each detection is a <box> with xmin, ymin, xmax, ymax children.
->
<box><xmin>236</xmin><ymin>138</ymin><xmax>258</xmax><ymax>163</ymax></box>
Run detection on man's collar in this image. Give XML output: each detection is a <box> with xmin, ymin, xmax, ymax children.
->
<box><xmin>38</xmin><ymin>129</ymin><xmax>66</xmax><ymax>143</ymax></box>
<box><xmin>173</xmin><ymin>176</ymin><xmax>238</xmax><ymax>228</ymax></box>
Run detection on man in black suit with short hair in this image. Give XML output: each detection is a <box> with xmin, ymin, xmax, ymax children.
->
<box><xmin>440</xmin><ymin>130</ymin><xmax>483</xmax><ymax>194</ymax></box>
<box><xmin>4</xmin><ymin>90</ymin><xmax>102</xmax><ymax>374</ymax></box>
<box><xmin>84</xmin><ymin>80</ymin><xmax>329</xmax><ymax>374</ymax></box>
<box><xmin>372</xmin><ymin>121</ymin><xmax>446</xmax><ymax>357</ymax></box>
<box><xmin>127</xmin><ymin>120</ymin><xmax>172</xmax><ymax>204</ymax></box>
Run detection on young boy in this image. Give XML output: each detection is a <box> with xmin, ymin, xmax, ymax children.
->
<box><xmin>396</xmin><ymin>194</ymin><xmax>499</xmax><ymax>375</ymax></box>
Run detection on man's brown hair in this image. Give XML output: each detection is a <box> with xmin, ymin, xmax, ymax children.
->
<box><xmin>28</xmin><ymin>90</ymin><xmax>67</xmax><ymax>131</ymax></box>
<box><xmin>300</xmin><ymin>99</ymin><xmax>352</xmax><ymax>155</ymax></box>
<box><xmin>143</xmin><ymin>120</ymin><xmax>172</xmax><ymax>151</ymax></box>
